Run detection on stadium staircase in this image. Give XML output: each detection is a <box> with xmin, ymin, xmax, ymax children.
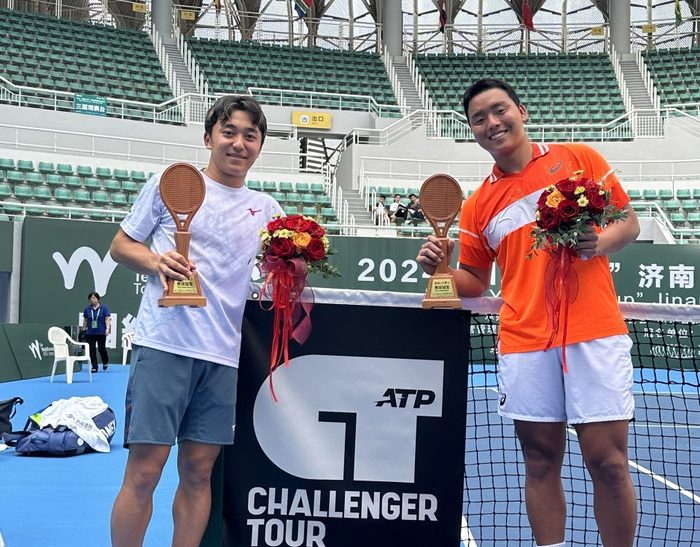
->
<box><xmin>390</xmin><ymin>56</ymin><xmax>424</xmax><ymax>112</ymax></box>
<box><xmin>162</xmin><ymin>42</ymin><xmax>199</xmax><ymax>97</ymax></box>
<box><xmin>619</xmin><ymin>54</ymin><xmax>655</xmax><ymax>113</ymax></box>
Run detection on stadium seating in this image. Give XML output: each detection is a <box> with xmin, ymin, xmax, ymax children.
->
<box><xmin>642</xmin><ymin>47</ymin><xmax>700</xmax><ymax>108</ymax></box>
<box><xmin>0</xmin><ymin>8</ymin><xmax>173</xmax><ymax>115</ymax></box>
<box><xmin>415</xmin><ymin>52</ymin><xmax>626</xmax><ymax>125</ymax></box>
<box><xmin>187</xmin><ymin>38</ymin><xmax>399</xmax><ymax>113</ymax></box>
<box><xmin>248</xmin><ymin>178</ymin><xmax>338</xmax><ymax>222</ymax></box>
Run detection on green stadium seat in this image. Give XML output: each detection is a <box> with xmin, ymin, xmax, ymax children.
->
<box><xmin>113</xmin><ymin>169</ymin><xmax>130</xmax><ymax>181</ymax></box>
<box><xmin>320</xmin><ymin>207</ymin><xmax>337</xmax><ymax>222</ymax></box>
<box><xmin>46</xmin><ymin>174</ymin><xmax>63</xmax><ymax>187</ymax></box>
<box><xmin>681</xmin><ymin>199</ymin><xmax>697</xmax><ymax>212</ymax></box>
<box><xmin>316</xmin><ymin>195</ymin><xmax>332</xmax><ymax>207</ymax></box>
<box><xmin>300</xmin><ymin>193</ymin><xmax>316</xmax><ymax>206</ymax></box>
<box><xmin>262</xmin><ymin>181</ymin><xmax>277</xmax><ymax>193</ymax></box>
<box><xmin>627</xmin><ymin>189</ymin><xmax>642</xmax><ymax>200</ymax></box>
<box><xmin>64</xmin><ymin>176</ymin><xmax>82</xmax><ymax>188</ymax></box>
<box><xmin>76</xmin><ymin>165</ymin><xmax>93</xmax><ymax>177</ymax></box>
<box><xmin>16</xmin><ymin>160</ymin><xmax>34</xmax><ymax>172</ymax></box>
<box><xmin>285</xmin><ymin>192</ymin><xmax>301</xmax><ymax>204</ymax></box>
<box><xmin>1</xmin><ymin>202</ymin><xmax>24</xmax><ymax>215</ymax></box>
<box><xmin>642</xmin><ymin>189</ymin><xmax>658</xmax><ymax>200</ymax></box>
<box><xmin>676</xmin><ymin>189</ymin><xmax>692</xmax><ymax>200</ymax></box>
<box><xmin>130</xmin><ymin>171</ymin><xmax>147</xmax><ymax>183</ymax></box>
<box><xmin>693</xmin><ymin>189</ymin><xmax>700</xmax><ymax>200</ymax></box>
<box><xmin>246</xmin><ymin>180</ymin><xmax>262</xmax><ymax>191</ymax></box>
<box><xmin>111</xmin><ymin>192</ymin><xmax>128</xmax><ymax>206</ymax></box>
<box><xmin>84</xmin><ymin>177</ymin><xmax>102</xmax><ymax>190</ymax></box>
<box><xmin>669</xmin><ymin>212</ymin><xmax>687</xmax><ymax>224</ymax></box>
<box><xmin>657</xmin><ymin>189</ymin><xmax>674</xmax><ymax>200</ymax></box>
<box><xmin>54</xmin><ymin>188</ymin><xmax>73</xmax><ymax>202</ymax></box>
<box><xmin>104</xmin><ymin>179</ymin><xmax>121</xmax><ymax>192</ymax></box>
<box><xmin>121</xmin><ymin>180</ymin><xmax>139</xmax><ymax>193</ymax></box>
<box><xmin>301</xmin><ymin>206</ymin><xmax>318</xmax><ymax>217</ymax></box>
<box><xmin>33</xmin><ymin>186</ymin><xmax>52</xmax><ymax>201</ymax></box>
<box><xmin>0</xmin><ymin>159</ymin><xmax>15</xmax><ymax>170</ymax></box>
<box><xmin>128</xmin><ymin>194</ymin><xmax>139</xmax><ymax>205</ymax></box>
<box><xmin>92</xmin><ymin>190</ymin><xmax>111</xmax><ymax>205</ymax></box>
<box><xmin>295</xmin><ymin>182</ymin><xmax>310</xmax><ymax>193</ymax></box>
<box><xmin>278</xmin><ymin>181</ymin><xmax>294</xmax><ymax>194</ymax></box>
<box><xmin>95</xmin><ymin>167</ymin><xmax>112</xmax><ymax>179</ymax></box>
<box><xmin>25</xmin><ymin>172</ymin><xmax>43</xmax><ymax>185</ymax></box>
<box><xmin>13</xmin><ymin>184</ymin><xmax>33</xmax><ymax>200</ymax></box>
<box><xmin>0</xmin><ymin>183</ymin><xmax>12</xmax><ymax>199</ymax></box>
<box><xmin>283</xmin><ymin>205</ymin><xmax>299</xmax><ymax>215</ymax></box>
<box><xmin>6</xmin><ymin>171</ymin><xmax>24</xmax><ymax>184</ymax></box>
<box><xmin>269</xmin><ymin>192</ymin><xmax>285</xmax><ymax>203</ymax></box>
<box><xmin>310</xmin><ymin>183</ymin><xmax>325</xmax><ymax>195</ymax></box>
<box><xmin>73</xmin><ymin>189</ymin><xmax>91</xmax><ymax>203</ymax></box>
<box><xmin>57</xmin><ymin>164</ymin><xmax>74</xmax><ymax>176</ymax></box>
<box><xmin>687</xmin><ymin>212</ymin><xmax>700</xmax><ymax>226</ymax></box>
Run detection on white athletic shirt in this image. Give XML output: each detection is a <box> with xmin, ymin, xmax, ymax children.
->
<box><xmin>120</xmin><ymin>171</ymin><xmax>283</xmax><ymax>367</ymax></box>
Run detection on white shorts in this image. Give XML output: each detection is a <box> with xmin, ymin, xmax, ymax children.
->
<box><xmin>496</xmin><ymin>334</ymin><xmax>634</xmax><ymax>424</ymax></box>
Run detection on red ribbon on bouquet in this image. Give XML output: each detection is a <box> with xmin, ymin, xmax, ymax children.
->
<box><xmin>543</xmin><ymin>246</ymin><xmax>579</xmax><ymax>373</ymax></box>
<box><xmin>259</xmin><ymin>255</ymin><xmax>313</xmax><ymax>401</ymax></box>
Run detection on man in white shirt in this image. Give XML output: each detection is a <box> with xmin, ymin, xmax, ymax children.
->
<box><xmin>109</xmin><ymin>96</ymin><xmax>283</xmax><ymax>547</ymax></box>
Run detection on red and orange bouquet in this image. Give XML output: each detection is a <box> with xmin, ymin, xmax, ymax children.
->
<box><xmin>530</xmin><ymin>171</ymin><xmax>627</xmax><ymax>371</ymax></box>
<box><xmin>258</xmin><ymin>214</ymin><xmax>338</xmax><ymax>399</ymax></box>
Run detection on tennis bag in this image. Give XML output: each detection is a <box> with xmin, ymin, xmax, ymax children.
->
<box><xmin>0</xmin><ymin>397</ymin><xmax>23</xmax><ymax>435</ymax></box>
<box><xmin>1</xmin><ymin>404</ymin><xmax>116</xmax><ymax>457</ymax></box>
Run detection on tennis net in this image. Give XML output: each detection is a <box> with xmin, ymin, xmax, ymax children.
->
<box><xmin>463</xmin><ymin>300</ymin><xmax>700</xmax><ymax>546</ymax></box>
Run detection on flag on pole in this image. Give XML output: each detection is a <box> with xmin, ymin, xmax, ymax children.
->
<box><xmin>214</xmin><ymin>0</ymin><xmax>221</xmax><ymax>15</ymax></box>
<box><xmin>295</xmin><ymin>0</ymin><xmax>312</xmax><ymax>19</ymax></box>
<box><xmin>438</xmin><ymin>0</ymin><xmax>447</xmax><ymax>33</ymax></box>
<box><xmin>522</xmin><ymin>0</ymin><xmax>535</xmax><ymax>31</ymax></box>
<box><xmin>675</xmin><ymin>0</ymin><xmax>683</xmax><ymax>27</ymax></box>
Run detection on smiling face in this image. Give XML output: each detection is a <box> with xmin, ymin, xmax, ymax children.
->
<box><xmin>466</xmin><ymin>87</ymin><xmax>530</xmax><ymax>163</ymax></box>
<box><xmin>203</xmin><ymin>109</ymin><xmax>263</xmax><ymax>188</ymax></box>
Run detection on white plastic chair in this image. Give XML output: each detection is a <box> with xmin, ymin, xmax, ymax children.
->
<box><xmin>48</xmin><ymin>326</ymin><xmax>92</xmax><ymax>384</ymax></box>
<box><xmin>121</xmin><ymin>331</ymin><xmax>134</xmax><ymax>365</ymax></box>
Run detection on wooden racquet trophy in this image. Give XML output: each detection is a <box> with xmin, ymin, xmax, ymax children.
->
<box><xmin>420</xmin><ymin>174</ymin><xmax>464</xmax><ymax>309</ymax></box>
<box><xmin>158</xmin><ymin>162</ymin><xmax>207</xmax><ymax>308</ymax></box>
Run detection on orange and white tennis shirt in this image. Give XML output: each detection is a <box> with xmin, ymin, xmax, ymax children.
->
<box><xmin>459</xmin><ymin>142</ymin><xmax>630</xmax><ymax>355</ymax></box>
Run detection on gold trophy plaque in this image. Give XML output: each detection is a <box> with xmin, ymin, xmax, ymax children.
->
<box><xmin>420</xmin><ymin>173</ymin><xmax>464</xmax><ymax>309</ymax></box>
<box><xmin>157</xmin><ymin>162</ymin><xmax>207</xmax><ymax>308</ymax></box>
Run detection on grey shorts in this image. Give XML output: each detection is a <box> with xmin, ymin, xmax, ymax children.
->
<box><xmin>124</xmin><ymin>345</ymin><xmax>238</xmax><ymax>447</ymax></box>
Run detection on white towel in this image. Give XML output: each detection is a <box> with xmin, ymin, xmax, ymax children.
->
<box><xmin>34</xmin><ymin>396</ymin><xmax>111</xmax><ymax>453</ymax></box>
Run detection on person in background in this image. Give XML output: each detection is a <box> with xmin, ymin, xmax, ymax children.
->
<box><xmin>81</xmin><ymin>291</ymin><xmax>111</xmax><ymax>372</ymax></box>
<box><xmin>407</xmin><ymin>193</ymin><xmax>424</xmax><ymax>222</ymax></box>
<box><xmin>374</xmin><ymin>194</ymin><xmax>390</xmax><ymax>225</ymax></box>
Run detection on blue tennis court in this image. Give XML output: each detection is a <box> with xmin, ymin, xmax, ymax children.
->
<box><xmin>462</xmin><ymin>366</ymin><xmax>700</xmax><ymax>546</ymax></box>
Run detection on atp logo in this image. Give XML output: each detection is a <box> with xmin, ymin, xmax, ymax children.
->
<box><xmin>52</xmin><ymin>246</ymin><xmax>118</xmax><ymax>296</ymax></box>
<box><xmin>253</xmin><ymin>355</ymin><xmax>444</xmax><ymax>483</ymax></box>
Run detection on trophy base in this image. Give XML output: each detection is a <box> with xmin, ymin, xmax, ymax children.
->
<box><xmin>422</xmin><ymin>274</ymin><xmax>462</xmax><ymax>310</ymax></box>
<box><xmin>158</xmin><ymin>295</ymin><xmax>207</xmax><ymax>308</ymax></box>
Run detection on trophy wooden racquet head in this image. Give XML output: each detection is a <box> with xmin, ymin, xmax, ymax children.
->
<box><xmin>159</xmin><ymin>162</ymin><xmax>206</xmax><ymax>232</ymax></box>
<box><xmin>157</xmin><ymin>162</ymin><xmax>207</xmax><ymax>308</ymax></box>
<box><xmin>419</xmin><ymin>174</ymin><xmax>463</xmax><ymax>238</ymax></box>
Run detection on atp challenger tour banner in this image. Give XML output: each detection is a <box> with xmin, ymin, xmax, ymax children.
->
<box><xmin>212</xmin><ymin>296</ymin><xmax>470</xmax><ymax>547</ymax></box>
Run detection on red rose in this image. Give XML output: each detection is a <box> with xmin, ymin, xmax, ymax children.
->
<box><xmin>296</xmin><ymin>217</ymin><xmax>312</xmax><ymax>232</ymax></box>
<box><xmin>307</xmin><ymin>220</ymin><xmax>325</xmax><ymax>237</ymax></box>
<box><xmin>583</xmin><ymin>178</ymin><xmax>599</xmax><ymax>191</ymax></box>
<box><xmin>557</xmin><ymin>199</ymin><xmax>580</xmax><ymax>221</ymax></box>
<box><xmin>538</xmin><ymin>206</ymin><xmax>561</xmax><ymax>230</ymax></box>
<box><xmin>557</xmin><ymin>178</ymin><xmax>578</xmax><ymax>197</ymax></box>
<box><xmin>270</xmin><ymin>237</ymin><xmax>295</xmax><ymax>258</ymax></box>
<box><xmin>587</xmin><ymin>192</ymin><xmax>606</xmax><ymax>214</ymax></box>
<box><xmin>303</xmin><ymin>237</ymin><xmax>326</xmax><ymax>261</ymax></box>
<box><xmin>537</xmin><ymin>192</ymin><xmax>549</xmax><ymax>208</ymax></box>
<box><xmin>267</xmin><ymin>218</ymin><xmax>285</xmax><ymax>232</ymax></box>
<box><xmin>283</xmin><ymin>215</ymin><xmax>305</xmax><ymax>231</ymax></box>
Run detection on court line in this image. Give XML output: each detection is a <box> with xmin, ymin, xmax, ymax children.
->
<box><xmin>460</xmin><ymin>515</ymin><xmax>478</xmax><ymax>547</ymax></box>
<box><xmin>566</xmin><ymin>428</ymin><xmax>700</xmax><ymax>504</ymax></box>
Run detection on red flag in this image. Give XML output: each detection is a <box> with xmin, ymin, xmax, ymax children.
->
<box><xmin>522</xmin><ymin>0</ymin><xmax>535</xmax><ymax>31</ymax></box>
<box><xmin>439</xmin><ymin>0</ymin><xmax>447</xmax><ymax>33</ymax></box>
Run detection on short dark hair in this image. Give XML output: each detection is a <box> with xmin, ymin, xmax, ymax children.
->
<box><xmin>408</xmin><ymin>193</ymin><xmax>417</xmax><ymax>199</ymax></box>
<box><xmin>463</xmin><ymin>78</ymin><xmax>522</xmax><ymax>121</ymax></box>
<box><xmin>88</xmin><ymin>291</ymin><xmax>100</xmax><ymax>301</ymax></box>
<box><xmin>204</xmin><ymin>95</ymin><xmax>268</xmax><ymax>145</ymax></box>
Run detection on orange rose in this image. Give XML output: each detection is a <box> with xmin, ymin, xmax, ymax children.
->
<box><xmin>293</xmin><ymin>231</ymin><xmax>312</xmax><ymax>249</ymax></box>
<box><xmin>545</xmin><ymin>190</ymin><xmax>565</xmax><ymax>208</ymax></box>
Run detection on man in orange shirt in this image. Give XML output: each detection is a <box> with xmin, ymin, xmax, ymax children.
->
<box><xmin>417</xmin><ymin>79</ymin><xmax>640</xmax><ymax>547</ymax></box>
